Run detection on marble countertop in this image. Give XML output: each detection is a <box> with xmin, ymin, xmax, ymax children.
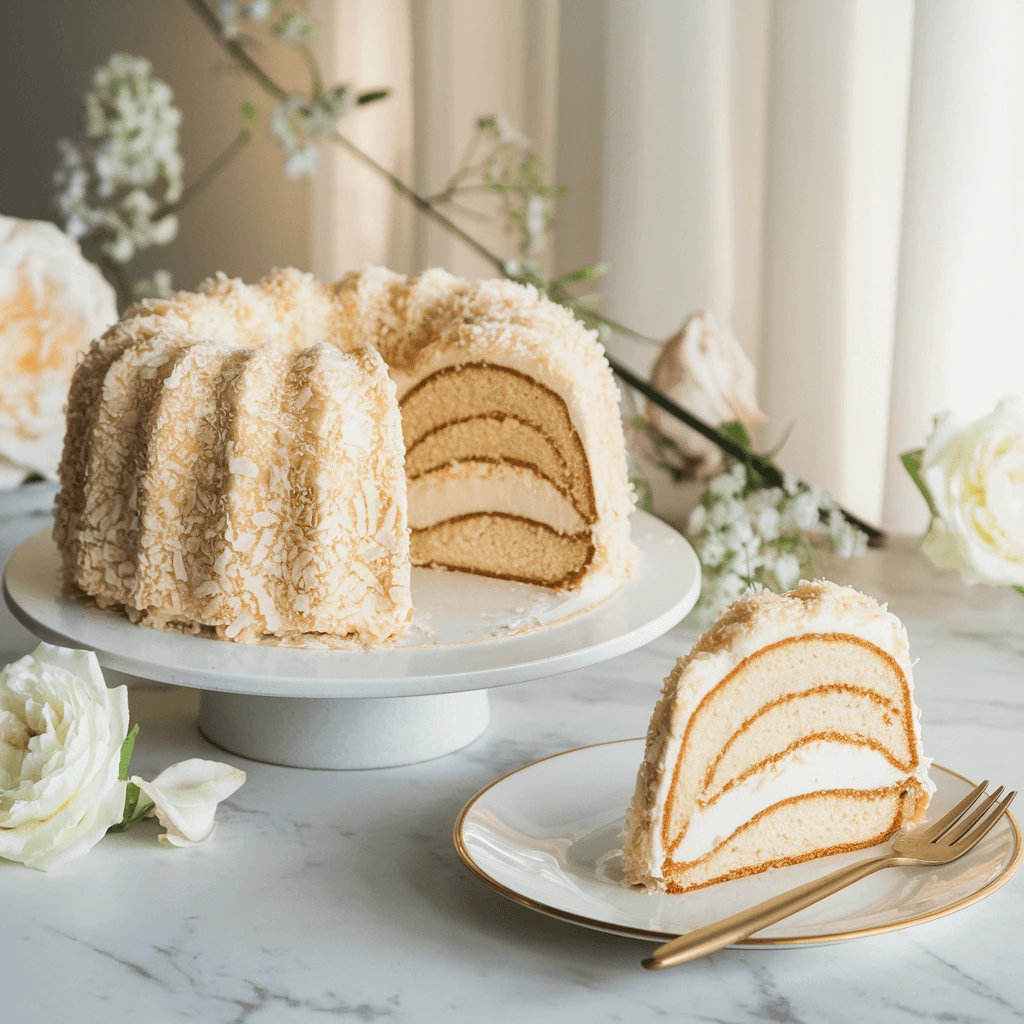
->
<box><xmin>0</xmin><ymin>510</ymin><xmax>1021</xmax><ymax>1024</ymax></box>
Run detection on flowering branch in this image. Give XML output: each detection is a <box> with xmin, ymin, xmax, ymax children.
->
<box><xmin>183</xmin><ymin>0</ymin><xmax>882</xmax><ymax>542</ymax></box>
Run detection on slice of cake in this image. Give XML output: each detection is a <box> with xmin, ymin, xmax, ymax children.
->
<box><xmin>623</xmin><ymin>580</ymin><xmax>934</xmax><ymax>893</ymax></box>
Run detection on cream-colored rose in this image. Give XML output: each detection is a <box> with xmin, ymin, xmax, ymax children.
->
<box><xmin>0</xmin><ymin>216</ymin><xmax>117</xmax><ymax>487</ymax></box>
<box><xmin>132</xmin><ymin>758</ymin><xmax>246</xmax><ymax>847</ymax></box>
<box><xmin>0</xmin><ymin>643</ymin><xmax>127</xmax><ymax>870</ymax></box>
<box><xmin>919</xmin><ymin>396</ymin><xmax>1024</xmax><ymax>586</ymax></box>
<box><xmin>647</xmin><ymin>310</ymin><xmax>765</xmax><ymax>476</ymax></box>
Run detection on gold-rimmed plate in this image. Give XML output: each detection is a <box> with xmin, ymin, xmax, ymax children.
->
<box><xmin>454</xmin><ymin>738</ymin><xmax>1021</xmax><ymax>947</ymax></box>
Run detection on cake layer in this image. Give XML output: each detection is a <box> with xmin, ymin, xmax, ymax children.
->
<box><xmin>664</xmin><ymin>786</ymin><xmax>917</xmax><ymax>893</ymax></box>
<box><xmin>704</xmin><ymin>684</ymin><xmax>913</xmax><ymax>801</ymax></box>
<box><xmin>406</xmin><ymin>460</ymin><xmax>586</xmax><ymax>535</ymax></box>
<box><xmin>398</xmin><ymin>363</ymin><xmax>597</xmax><ymax>523</ymax></box>
<box><xmin>410</xmin><ymin>512</ymin><xmax>593</xmax><ymax>588</ymax></box>
<box><xmin>405</xmin><ymin>414</ymin><xmax>568</xmax><ymax>497</ymax></box>
<box><xmin>670</xmin><ymin>739</ymin><xmax>910</xmax><ymax>864</ymax></box>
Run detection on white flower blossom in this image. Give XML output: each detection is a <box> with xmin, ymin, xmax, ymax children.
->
<box><xmin>55</xmin><ymin>54</ymin><xmax>183</xmax><ymax>266</ymax></box>
<box><xmin>0</xmin><ymin>644</ymin><xmax>128</xmax><ymax>871</ymax></box>
<box><xmin>524</xmin><ymin>194</ymin><xmax>548</xmax><ymax>255</ymax></box>
<box><xmin>133</xmin><ymin>269</ymin><xmax>174</xmax><ymax>299</ymax></box>
<box><xmin>687</xmin><ymin>461</ymin><xmax>867</xmax><ymax>619</ymax></box>
<box><xmin>757</xmin><ymin>505</ymin><xmax>780</xmax><ymax>541</ymax></box>
<box><xmin>789</xmin><ymin>490</ymin><xmax>820</xmax><ymax>530</ymax></box>
<box><xmin>479</xmin><ymin>113</ymin><xmax>532</xmax><ymax>149</ymax></box>
<box><xmin>773</xmin><ymin>552</ymin><xmax>802</xmax><ymax>590</ymax></box>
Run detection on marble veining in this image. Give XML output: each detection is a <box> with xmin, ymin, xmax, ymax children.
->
<box><xmin>0</xmin><ymin>510</ymin><xmax>1021</xmax><ymax>1023</ymax></box>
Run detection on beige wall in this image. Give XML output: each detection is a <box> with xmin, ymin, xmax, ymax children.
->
<box><xmin>0</xmin><ymin>1</ymin><xmax>310</xmax><ymax>293</ymax></box>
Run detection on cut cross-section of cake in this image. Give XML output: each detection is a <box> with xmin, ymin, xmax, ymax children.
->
<box><xmin>335</xmin><ymin>267</ymin><xmax>635</xmax><ymax>590</ymax></box>
<box><xmin>623</xmin><ymin>580</ymin><xmax>934</xmax><ymax>893</ymax></box>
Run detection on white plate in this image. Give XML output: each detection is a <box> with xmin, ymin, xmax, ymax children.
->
<box><xmin>455</xmin><ymin>738</ymin><xmax>1021</xmax><ymax>947</ymax></box>
<box><xmin>2</xmin><ymin>510</ymin><xmax>700</xmax><ymax>699</ymax></box>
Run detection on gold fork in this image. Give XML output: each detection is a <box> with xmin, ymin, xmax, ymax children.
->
<box><xmin>642</xmin><ymin>780</ymin><xmax>1016</xmax><ymax>970</ymax></box>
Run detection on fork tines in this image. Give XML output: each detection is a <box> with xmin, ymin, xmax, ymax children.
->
<box><xmin>920</xmin><ymin>779</ymin><xmax>1017</xmax><ymax>849</ymax></box>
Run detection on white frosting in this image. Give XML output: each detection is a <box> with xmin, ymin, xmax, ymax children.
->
<box><xmin>669</xmin><ymin>740</ymin><xmax>909</xmax><ymax>864</ymax></box>
<box><xmin>407</xmin><ymin>460</ymin><xmax>586</xmax><ymax>535</ymax></box>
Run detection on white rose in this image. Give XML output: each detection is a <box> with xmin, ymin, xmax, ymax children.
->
<box><xmin>132</xmin><ymin>758</ymin><xmax>245</xmax><ymax>847</ymax></box>
<box><xmin>0</xmin><ymin>216</ymin><xmax>118</xmax><ymax>486</ymax></box>
<box><xmin>647</xmin><ymin>310</ymin><xmax>766</xmax><ymax>476</ymax></box>
<box><xmin>917</xmin><ymin>396</ymin><xmax>1024</xmax><ymax>586</ymax></box>
<box><xmin>0</xmin><ymin>643</ymin><xmax>127</xmax><ymax>871</ymax></box>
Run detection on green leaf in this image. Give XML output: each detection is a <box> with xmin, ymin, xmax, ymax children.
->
<box><xmin>273</xmin><ymin>11</ymin><xmax>317</xmax><ymax>43</ymax></box>
<box><xmin>132</xmin><ymin>801</ymin><xmax>156</xmax><ymax>824</ymax></box>
<box><xmin>901</xmin><ymin>449</ymin><xmax>939</xmax><ymax>518</ymax></box>
<box><xmin>108</xmin><ymin>782</ymin><xmax>138</xmax><ymax>833</ymax></box>
<box><xmin>719</xmin><ymin>420</ymin><xmax>752</xmax><ymax>452</ymax></box>
<box><xmin>107</xmin><ymin>781</ymin><xmax>156</xmax><ymax>834</ymax></box>
<box><xmin>1014</xmin><ymin>586</ymin><xmax>1024</xmax><ymax>597</ymax></box>
<box><xmin>118</xmin><ymin>724</ymin><xmax>139</xmax><ymax>782</ymax></box>
<box><xmin>554</xmin><ymin>262</ymin><xmax>610</xmax><ymax>285</ymax></box>
<box><xmin>241</xmin><ymin>99</ymin><xmax>258</xmax><ymax>124</ymax></box>
<box><xmin>356</xmin><ymin>88</ymin><xmax>390</xmax><ymax>106</ymax></box>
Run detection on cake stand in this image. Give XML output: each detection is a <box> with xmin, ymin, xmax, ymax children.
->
<box><xmin>3</xmin><ymin>510</ymin><xmax>700</xmax><ymax>770</ymax></box>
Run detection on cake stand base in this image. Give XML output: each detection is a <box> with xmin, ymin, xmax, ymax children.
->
<box><xmin>198</xmin><ymin>688</ymin><xmax>491</xmax><ymax>769</ymax></box>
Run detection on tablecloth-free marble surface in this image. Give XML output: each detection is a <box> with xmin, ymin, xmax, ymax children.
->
<box><xmin>0</xmin><ymin>510</ymin><xmax>1021</xmax><ymax>1024</ymax></box>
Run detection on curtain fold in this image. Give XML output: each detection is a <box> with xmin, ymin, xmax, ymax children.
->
<box><xmin>318</xmin><ymin>0</ymin><xmax>1024</xmax><ymax>532</ymax></box>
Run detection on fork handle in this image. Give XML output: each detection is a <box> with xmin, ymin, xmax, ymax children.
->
<box><xmin>643</xmin><ymin>854</ymin><xmax>903</xmax><ymax>970</ymax></box>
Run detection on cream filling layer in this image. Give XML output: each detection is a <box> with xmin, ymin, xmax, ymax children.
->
<box><xmin>407</xmin><ymin>460</ymin><xmax>586</xmax><ymax>535</ymax></box>
<box><xmin>669</xmin><ymin>740</ymin><xmax>909</xmax><ymax>865</ymax></box>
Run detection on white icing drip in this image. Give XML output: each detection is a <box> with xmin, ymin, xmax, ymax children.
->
<box><xmin>407</xmin><ymin>460</ymin><xmax>586</xmax><ymax>535</ymax></box>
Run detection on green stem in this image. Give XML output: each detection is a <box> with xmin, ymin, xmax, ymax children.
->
<box><xmin>153</xmin><ymin>128</ymin><xmax>251</xmax><ymax>222</ymax></box>
<box><xmin>186</xmin><ymin>0</ymin><xmax>288</xmax><ymax>101</ymax></box>
<box><xmin>184</xmin><ymin>0</ymin><xmax>884</xmax><ymax>541</ymax></box>
<box><xmin>546</xmin><ymin>282</ymin><xmax>661</xmax><ymax>346</ymax></box>
<box><xmin>299</xmin><ymin>43</ymin><xmax>323</xmax><ymax>98</ymax></box>
<box><xmin>99</xmin><ymin>256</ymin><xmax>133</xmax><ymax>311</ymax></box>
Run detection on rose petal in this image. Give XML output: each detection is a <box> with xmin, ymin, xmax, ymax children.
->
<box><xmin>131</xmin><ymin>758</ymin><xmax>245</xmax><ymax>847</ymax></box>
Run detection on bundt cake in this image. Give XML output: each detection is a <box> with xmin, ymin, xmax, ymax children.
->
<box><xmin>55</xmin><ymin>267</ymin><xmax>635</xmax><ymax>645</ymax></box>
<box><xmin>623</xmin><ymin>580</ymin><xmax>933</xmax><ymax>893</ymax></box>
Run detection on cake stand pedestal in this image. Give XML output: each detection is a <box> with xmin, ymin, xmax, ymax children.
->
<box><xmin>4</xmin><ymin>510</ymin><xmax>700</xmax><ymax>769</ymax></box>
<box><xmin>197</xmin><ymin>690</ymin><xmax>491</xmax><ymax>770</ymax></box>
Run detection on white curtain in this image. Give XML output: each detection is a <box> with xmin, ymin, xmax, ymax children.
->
<box><xmin>316</xmin><ymin>0</ymin><xmax>1024</xmax><ymax>532</ymax></box>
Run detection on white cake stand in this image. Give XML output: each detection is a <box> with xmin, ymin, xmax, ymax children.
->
<box><xmin>3</xmin><ymin>510</ymin><xmax>700</xmax><ymax>769</ymax></box>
